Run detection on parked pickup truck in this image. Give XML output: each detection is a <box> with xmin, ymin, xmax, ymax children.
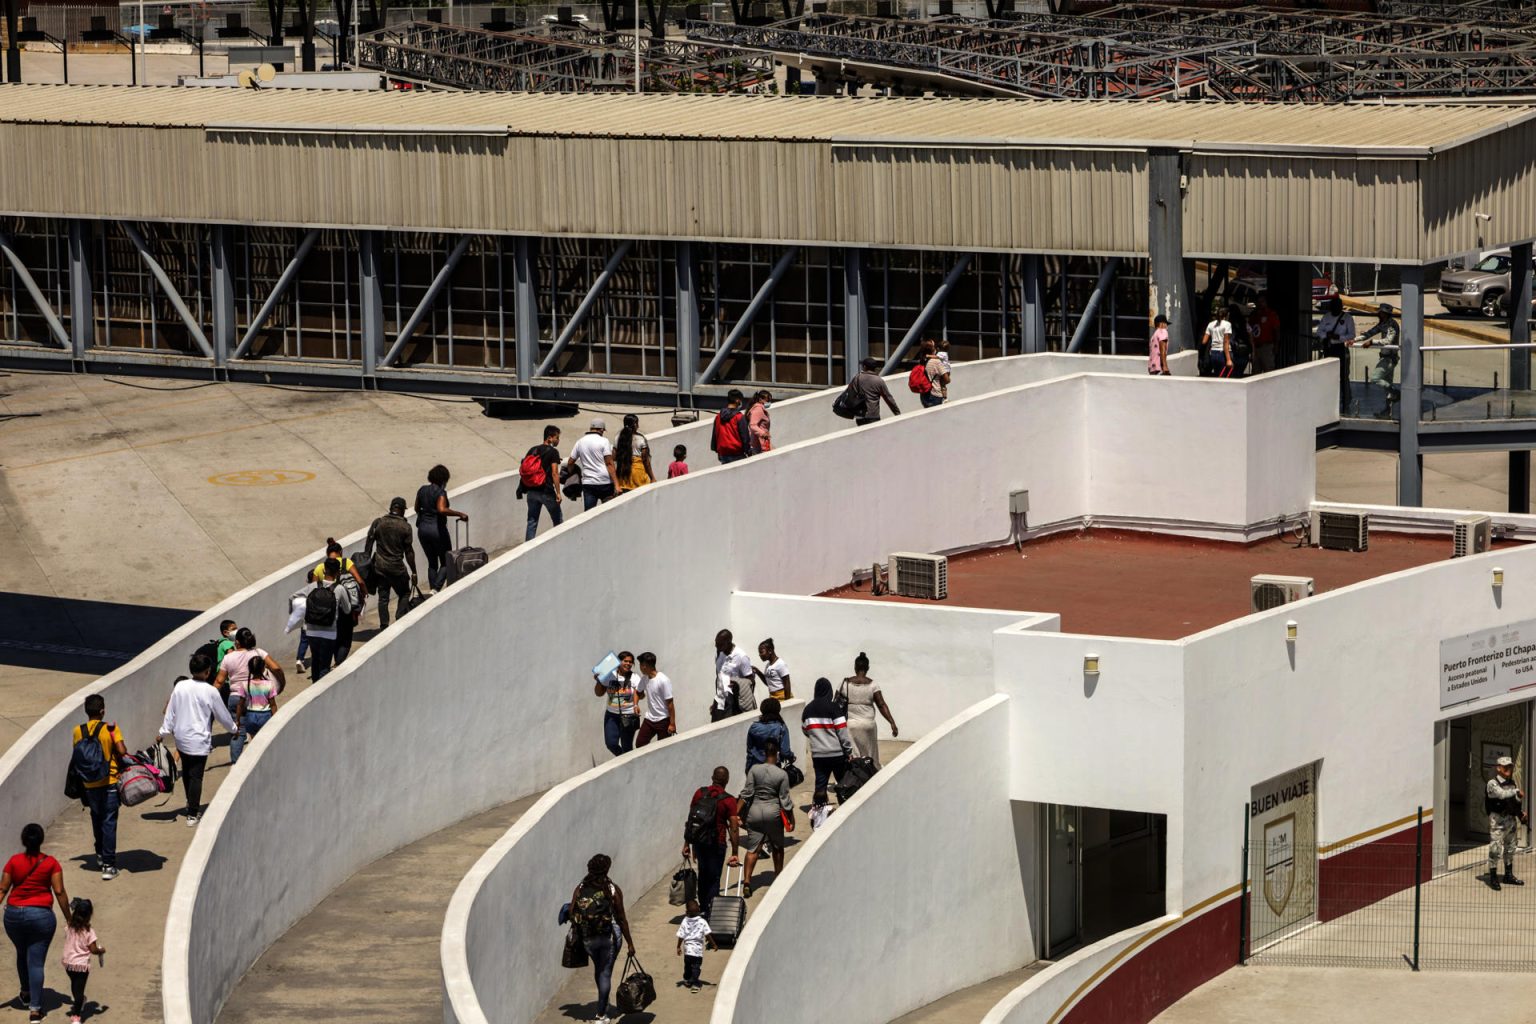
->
<box><xmin>1439</xmin><ymin>250</ymin><xmax>1532</xmax><ymax>318</ymax></box>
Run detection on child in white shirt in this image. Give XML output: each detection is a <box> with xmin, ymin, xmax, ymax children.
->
<box><xmin>675</xmin><ymin>899</ymin><xmax>716</xmax><ymax>993</ymax></box>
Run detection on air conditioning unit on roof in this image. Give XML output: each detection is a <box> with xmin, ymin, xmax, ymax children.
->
<box><xmin>889</xmin><ymin>552</ymin><xmax>948</xmax><ymax>600</ymax></box>
<box><xmin>1453</xmin><ymin>514</ymin><xmax>1492</xmax><ymax>558</ymax></box>
<box><xmin>1251</xmin><ymin>574</ymin><xmax>1314</xmax><ymax>613</ymax></box>
<box><xmin>1311</xmin><ymin>510</ymin><xmax>1369</xmax><ymax>552</ymax></box>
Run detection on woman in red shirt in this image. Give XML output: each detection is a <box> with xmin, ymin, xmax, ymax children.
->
<box><xmin>0</xmin><ymin>824</ymin><xmax>72</xmax><ymax>1022</ymax></box>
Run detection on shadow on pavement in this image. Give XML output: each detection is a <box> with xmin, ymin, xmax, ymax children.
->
<box><xmin>0</xmin><ymin>592</ymin><xmax>198</xmax><ymax>675</ymax></box>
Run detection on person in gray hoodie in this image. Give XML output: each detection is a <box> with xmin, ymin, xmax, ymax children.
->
<box><xmin>801</xmin><ymin>678</ymin><xmax>853</xmax><ymax>797</ymax></box>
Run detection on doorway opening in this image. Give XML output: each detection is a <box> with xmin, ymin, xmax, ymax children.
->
<box><xmin>1042</xmin><ymin>804</ymin><xmax>1166</xmax><ymax>959</ymax></box>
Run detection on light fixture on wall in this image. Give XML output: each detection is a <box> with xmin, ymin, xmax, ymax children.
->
<box><xmin>1286</xmin><ymin>620</ymin><xmax>1299</xmax><ymax>643</ymax></box>
<box><xmin>1084</xmin><ymin>653</ymin><xmax>1101</xmax><ymax>678</ymax></box>
<box><xmin>1494</xmin><ymin>567</ymin><xmax>1506</xmax><ymax>589</ymax></box>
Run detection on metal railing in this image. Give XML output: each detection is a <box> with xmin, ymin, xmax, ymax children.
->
<box><xmin>1244</xmin><ymin>809</ymin><xmax>1536</xmax><ymax>971</ymax></box>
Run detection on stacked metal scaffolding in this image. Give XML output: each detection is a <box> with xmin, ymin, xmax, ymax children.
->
<box><xmin>358</xmin><ymin>20</ymin><xmax>774</xmax><ymax>91</ymax></box>
<box><xmin>687</xmin><ymin>0</ymin><xmax>1536</xmax><ymax>101</ymax></box>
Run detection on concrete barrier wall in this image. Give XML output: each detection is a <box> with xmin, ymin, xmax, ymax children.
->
<box><xmin>979</xmin><ymin>917</ymin><xmax>1174</xmax><ymax>1024</ymax></box>
<box><xmin>163</xmin><ymin>365</ymin><xmax>1331</xmax><ymax>1023</ymax></box>
<box><xmin>712</xmin><ymin>695</ymin><xmax>1031</xmax><ymax>1024</ymax></box>
<box><xmin>442</xmin><ymin>702</ymin><xmax>804</xmax><ymax>1024</ymax></box>
<box><xmin>730</xmin><ymin>591</ymin><xmax>1056</xmax><ymax>739</ymax></box>
<box><xmin>0</xmin><ymin>471</ymin><xmax>523</xmax><ymax>867</ymax></box>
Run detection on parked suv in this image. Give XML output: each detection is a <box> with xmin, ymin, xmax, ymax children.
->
<box><xmin>1439</xmin><ymin>250</ymin><xmax>1527</xmax><ymax>318</ymax></box>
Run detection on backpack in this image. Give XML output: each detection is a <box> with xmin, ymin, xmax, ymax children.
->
<box><xmin>304</xmin><ymin>583</ymin><xmax>339</xmax><ymax>628</ymax></box>
<box><xmin>520</xmin><ymin>447</ymin><xmax>549</xmax><ymax>489</ymax></box>
<box><xmin>69</xmin><ymin>721</ymin><xmax>111</xmax><ymax>788</ymax></box>
<box><xmin>684</xmin><ymin>788</ymin><xmax>723</xmax><ymax>846</ymax></box>
<box><xmin>572</xmin><ymin>880</ymin><xmax>616</xmax><ymax>941</ymax></box>
<box><xmin>116</xmin><ymin>754</ymin><xmax>166</xmax><ymax>807</ymax></box>
<box><xmin>907</xmin><ymin>362</ymin><xmax>933</xmax><ymax>394</ymax></box>
<box><xmin>193</xmin><ymin>638</ymin><xmax>222</xmax><ymax>668</ymax></box>
<box><xmin>832</xmin><ymin>382</ymin><xmax>861</xmax><ymax>420</ymax></box>
<box><xmin>713</xmin><ymin>411</ymin><xmax>745</xmax><ymax>457</ymax></box>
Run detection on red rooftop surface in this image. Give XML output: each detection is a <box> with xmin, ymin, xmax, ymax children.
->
<box><xmin>823</xmin><ymin>529</ymin><xmax>1507</xmax><ymax>640</ymax></box>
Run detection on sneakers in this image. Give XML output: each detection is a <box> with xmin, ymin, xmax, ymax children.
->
<box><xmin>591</xmin><ymin>1017</ymin><xmax>611</xmax><ymax>1024</ymax></box>
<box><xmin>186</xmin><ymin>815</ymin><xmax>199</xmax><ymax>827</ymax></box>
<box><xmin>690</xmin><ymin>985</ymin><xmax>701</xmax><ymax>993</ymax></box>
<box><xmin>70</xmin><ymin>1015</ymin><xmax>82</xmax><ymax>1023</ymax></box>
<box><xmin>101</xmin><ymin>866</ymin><xmax>118</xmax><ymax>881</ymax></box>
<box><xmin>295</xmin><ymin>660</ymin><xmax>308</xmax><ymax>675</ymax></box>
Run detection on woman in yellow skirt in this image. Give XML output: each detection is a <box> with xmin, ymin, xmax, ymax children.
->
<box><xmin>614</xmin><ymin>413</ymin><xmax>654</xmax><ymax>492</ymax></box>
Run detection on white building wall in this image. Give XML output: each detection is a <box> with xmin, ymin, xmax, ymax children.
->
<box><xmin>442</xmin><ymin>703</ymin><xmax>804</xmax><ymax>1024</ymax></box>
<box><xmin>729</xmin><ymin>592</ymin><xmax>1056</xmax><ymax>738</ymax></box>
<box><xmin>711</xmin><ymin>695</ymin><xmax>1031</xmax><ymax>1024</ymax></box>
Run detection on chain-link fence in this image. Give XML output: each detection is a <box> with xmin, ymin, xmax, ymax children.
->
<box><xmin>1244</xmin><ymin>810</ymin><xmax>1536</xmax><ymax>972</ymax></box>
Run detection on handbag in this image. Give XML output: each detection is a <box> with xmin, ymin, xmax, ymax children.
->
<box><xmin>561</xmin><ymin>924</ymin><xmax>589</xmax><ymax>969</ymax></box>
<box><xmin>669</xmin><ymin>860</ymin><xmax>697</xmax><ymax>907</ymax></box>
<box><xmin>835</xmin><ymin>679</ymin><xmax>850</xmax><ymax>715</ymax></box>
<box><xmin>783</xmin><ymin>756</ymin><xmax>805</xmax><ymax>789</ymax></box>
<box><xmin>615</xmin><ymin>954</ymin><xmax>656</xmax><ymax>1013</ymax></box>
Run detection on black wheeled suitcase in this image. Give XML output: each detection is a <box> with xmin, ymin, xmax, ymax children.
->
<box><xmin>836</xmin><ymin>756</ymin><xmax>879</xmax><ymax>802</ymax></box>
<box><xmin>444</xmin><ymin>521</ymin><xmax>489</xmax><ymax>585</ymax></box>
<box><xmin>708</xmin><ymin>864</ymin><xmax>748</xmax><ymax>946</ymax></box>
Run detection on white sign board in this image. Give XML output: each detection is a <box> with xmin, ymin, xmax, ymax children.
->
<box><xmin>1441</xmin><ymin>618</ymin><xmax>1536</xmax><ymax>709</ymax></box>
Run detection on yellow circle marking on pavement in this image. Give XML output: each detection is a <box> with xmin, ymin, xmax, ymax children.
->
<box><xmin>207</xmin><ymin>469</ymin><xmax>317</xmax><ymax>487</ymax></box>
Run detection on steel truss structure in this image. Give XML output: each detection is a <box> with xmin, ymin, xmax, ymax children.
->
<box><xmin>358</xmin><ymin>20</ymin><xmax>774</xmax><ymax>92</ymax></box>
<box><xmin>0</xmin><ymin>216</ymin><xmax>1154</xmax><ymax>403</ymax></box>
<box><xmin>687</xmin><ymin>0</ymin><xmax>1536</xmax><ymax>101</ymax></box>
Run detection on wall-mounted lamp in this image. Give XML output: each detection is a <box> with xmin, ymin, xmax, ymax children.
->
<box><xmin>1286</xmin><ymin>620</ymin><xmax>1299</xmax><ymax>642</ymax></box>
<box><xmin>1494</xmin><ymin>567</ymin><xmax>1506</xmax><ymax>589</ymax></box>
<box><xmin>1084</xmin><ymin>654</ymin><xmax>1101</xmax><ymax>678</ymax></box>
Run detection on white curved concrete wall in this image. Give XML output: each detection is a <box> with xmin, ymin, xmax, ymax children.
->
<box><xmin>163</xmin><ymin>363</ymin><xmax>1332</xmax><ymax>1024</ymax></box>
<box><xmin>712</xmin><ymin>695</ymin><xmax>1029</xmax><ymax>1024</ymax></box>
<box><xmin>731</xmin><ymin>591</ymin><xmax>1057</xmax><ymax>739</ymax></box>
<box><xmin>0</xmin><ymin>471</ymin><xmax>523</xmax><ymax>858</ymax></box>
<box><xmin>979</xmin><ymin>917</ymin><xmax>1174</xmax><ymax>1024</ymax></box>
<box><xmin>443</xmin><ymin>702</ymin><xmax>805</xmax><ymax>1024</ymax></box>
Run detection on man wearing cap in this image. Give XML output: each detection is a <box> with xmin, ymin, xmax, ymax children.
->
<box><xmin>1356</xmin><ymin>303</ymin><xmax>1400</xmax><ymax>417</ymax></box>
<box><xmin>566</xmin><ymin>418</ymin><xmax>619</xmax><ymax>511</ymax></box>
<box><xmin>1486</xmin><ymin>755</ymin><xmax>1527</xmax><ymax>890</ymax></box>
<box><xmin>363</xmin><ymin>497</ymin><xmax>419</xmax><ymax>630</ymax></box>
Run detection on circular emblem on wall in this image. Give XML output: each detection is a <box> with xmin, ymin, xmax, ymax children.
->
<box><xmin>207</xmin><ymin>469</ymin><xmax>317</xmax><ymax>487</ymax></box>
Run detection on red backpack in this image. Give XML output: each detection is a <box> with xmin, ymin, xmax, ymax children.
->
<box><xmin>907</xmin><ymin>362</ymin><xmax>933</xmax><ymax>395</ymax></box>
<box><xmin>519</xmin><ymin>448</ymin><xmax>547</xmax><ymax>488</ymax></box>
<box><xmin>713</xmin><ymin>411</ymin><xmax>745</xmax><ymax>456</ymax></box>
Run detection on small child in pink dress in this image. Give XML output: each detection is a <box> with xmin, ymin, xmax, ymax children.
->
<box><xmin>62</xmin><ymin>898</ymin><xmax>105</xmax><ymax>1024</ymax></box>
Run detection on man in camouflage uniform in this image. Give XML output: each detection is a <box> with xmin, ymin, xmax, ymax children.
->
<box><xmin>1487</xmin><ymin>755</ymin><xmax>1527</xmax><ymax>890</ymax></box>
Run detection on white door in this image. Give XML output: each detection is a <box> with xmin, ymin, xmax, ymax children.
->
<box><xmin>1047</xmin><ymin>804</ymin><xmax>1082</xmax><ymax>956</ymax></box>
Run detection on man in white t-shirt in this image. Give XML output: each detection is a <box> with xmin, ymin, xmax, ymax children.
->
<box><xmin>634</xmin><ymin>651</ymin><xmax>676</xmax><ymax>747</ymax></box>
<box><xmin>565</xmin><ymin>418</ymin><xmax>618</xmax><ymax>511</ymax></box>
<box><xmin>1201</xmin><ymin>307</ymin><xmax>1233</xmax><ymax>377</ymax></box>
<box><xmin>712</xmin><ymin>629</ymin><xmax>756</xmax><ymax>721</ymax></box>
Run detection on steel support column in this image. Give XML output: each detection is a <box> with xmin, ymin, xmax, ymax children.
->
<box><xmin>513</xmin><ymin>237</ymin><xmax>539</xmax><ymax>384</ymax></box>
<box><xmin>535</xmin><ymin>239</ymin><xmax>634</xmax><ymax>378</ymax></box>
<box><xmin>67</xmin><ymin>221</ymin><xmax>92</xmax><ymax>360</ymax></box>
<box><xmin>1066</xmin><ymin>257</ymin><xmax>1121</xmax><ymax>354</ymax></box>
<box><xmin>882</xmin><ymin>252</ymin><xmax>972</xmax><ymax>373</ymax></box>
<box><xmin>1021</xmin><ymin>253</ymin><xmax>1045</xmax><ymax>354</ymax></box>
<box><xmin>0</xmin><ymin>228</ymin><xmax>70</xmax><ymax>349</ymax></box>
<box><xmin>122</xmin><ymin>223</ymin><xmax>214</xmax><ymax>360</ymax></box>
<box><xmin>675</xmin><ymin>241</ymin><xmax>700</xmax><ymax>395</ymax></box>
<box><xmin>360</xmin><ymin>230</ymin><xmax>384</xmax><ymax>378</ymax></box>
<box><xmin>1510</xmin><ymin>242</ymin><xmax>1532</xmax><ymax>512</ymax></box>
<box><xmin>1398</xmin><ymin>265</ymin><xmax>1424</xmax><ymax>507</ymax></box>
<box><xmin>1148</xmin><ymin>149</ymin><xmax>1192</xmax><ymax>353</ymax></box>
<box><xmin>210</xmin><ymin>226</ymin><xmax>235</xmax><ymax>370</ymax></box>
<box><xmin>232</xmin><ymin>229</ymin><xmax>320</xmax><ymax>360</ymax></box>
<box><xmin>379</xmin><ymin>234</ymin><xmax>471</xmax><ymax>369</ymax></box>
<box><xmin>696</xmin><ymin>245</ymin><xmax>798</xmax><ymax>388</ymax></box>
<box><xmin>843</xmin><ymin>247</ymin><xmax>868</xmax><ymax>381</ymax></box>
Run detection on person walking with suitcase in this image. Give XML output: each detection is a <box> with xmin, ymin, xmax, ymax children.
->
<box><xmin>364</xmin><ymin>497</ymin><xmax>419</xmax><ymax>629</ymax></box>
<box><xmin>683</xmin><ymin>767</ymin><xmax>741</xmax><ymax>919</ymax></box>
<box><xmin>569</xmin><ymin>854</ymin><xmax>635</xmax><ymax>1024</ymax></box>
<box><xmin>416</xmin><ymin>464</ymin><xmax>468</xmax><ymax>591</ymax></box>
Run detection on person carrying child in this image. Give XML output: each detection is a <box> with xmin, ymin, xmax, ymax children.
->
<box><xmin>61</xmin><ymin>898</ymin><xmax>103</xmax><ymax>1024</ymax></box>
<box><xmin>675</xmin><ymin>898</ymin><xmax>716</xmax><ymax>993</ymax></box>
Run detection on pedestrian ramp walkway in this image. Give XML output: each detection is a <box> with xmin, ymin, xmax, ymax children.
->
<box><xmin>533</xmin><ymin>740</ymin><xmax>909</xmax><ymax>1024</ymax></box>
<box><xmin>892</xmin><ymin>964</ymin><xmax>1047</xmax><ymax>1024</ymax></box>
<box><xmin>218</xmin><ymin>792</ymin><xmax>543</xmax><ymax>1023</ymax></box>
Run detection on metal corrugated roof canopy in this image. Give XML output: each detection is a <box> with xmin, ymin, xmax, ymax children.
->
<box><xmin>2</xmin><ymin>84</ymin><xmax>1533</xmax><ymax>155</ymax></box>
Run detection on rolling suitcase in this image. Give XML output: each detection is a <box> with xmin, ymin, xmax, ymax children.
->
<box><xmin>708</xmin><ymin>863</ymin><xmax>748</xmax><ymax>947</ymax></box>
<box><xmin>836</xmin><ymin>756</ymin><xmax>879</xmax><ymax>803</ymax></box>
<box><xmin>444</xmin><ymin>521</ymin><xmax>488</xmax><ymax>586</ymax></box>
